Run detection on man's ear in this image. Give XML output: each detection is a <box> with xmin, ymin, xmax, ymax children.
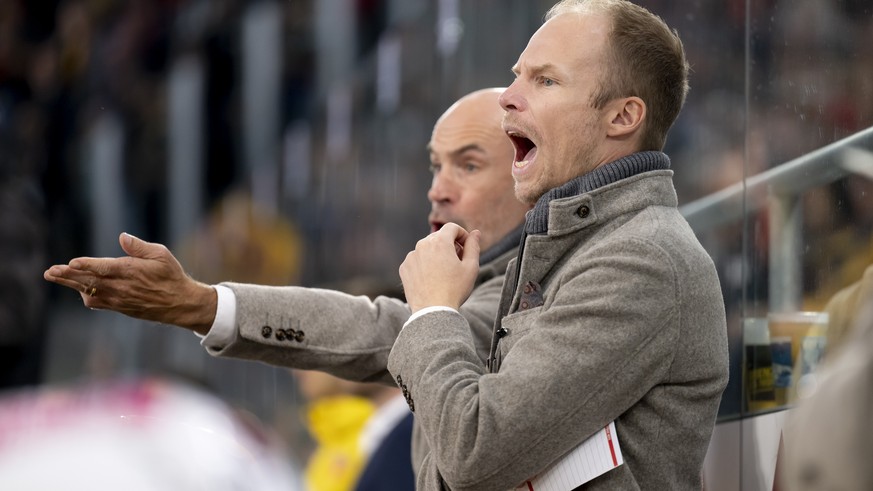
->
<box><xmin>606</xmin><ymin>96</ymin><xmax>645</xmax><ymax>138</ymax></box>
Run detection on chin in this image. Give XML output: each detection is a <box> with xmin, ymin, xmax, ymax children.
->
<box><xmin>514</xmin><ymin>187</ymin><xmax>541</xmax><ymax>206</ymax></box>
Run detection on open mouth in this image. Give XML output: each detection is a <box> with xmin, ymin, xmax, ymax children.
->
<box><xmin>430</xmin><ymin>220</ymin><xmax>445</xmax><ymax>233</ymax></box>
<box><xmin>507</xmin><ymin>131</ymin><xmax>537</xmax><ymax>168</ymax></box>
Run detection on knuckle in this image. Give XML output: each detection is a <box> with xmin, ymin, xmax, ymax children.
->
<box><xmin>93</xmin><ymin>262</ymin><xmax>110</xmax><ymax>277</ymax></box>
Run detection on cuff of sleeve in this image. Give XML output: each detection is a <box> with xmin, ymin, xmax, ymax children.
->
<box><xmin>402</xmin><ymin>305</ymin><xmax>458</xmax><ymax>329</ymax></box>
<box><xmin>198</xmin><ymin>285</ymin><xmax>238</xmax><ymax>349</ymax></box>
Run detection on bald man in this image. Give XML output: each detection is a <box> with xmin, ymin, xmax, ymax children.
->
<box><xmin>45</xmin><ymin>88</ymin><xmax>531</xmax><ymax>478</ymax></box>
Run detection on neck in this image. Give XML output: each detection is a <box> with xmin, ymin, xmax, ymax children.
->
<box><xmin>480</xmin><ymin>224</ymin><xmax>524</xmax><ymax>265</ymax></box>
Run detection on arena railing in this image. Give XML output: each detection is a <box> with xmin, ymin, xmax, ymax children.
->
<box><xmin>679</xmin><ymin>126</ymin><xmax>873</xmax><ymax>312</ymax></box>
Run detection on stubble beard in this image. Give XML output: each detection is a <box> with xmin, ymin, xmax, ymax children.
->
<box><xmin>513</xmin><ymin>153</ymin><xmax>562</xmax><ymax>206</ymax></box>
<box><xmin>514</xmin><ymin>179</ymin><xmax>543</xmax><ymax>207</ymax></box>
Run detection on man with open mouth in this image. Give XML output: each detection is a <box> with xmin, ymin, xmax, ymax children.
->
<box><xmin>393</xmin><ymin>0</ymin><xmax>729</xmax><ymax>489</ymax></box>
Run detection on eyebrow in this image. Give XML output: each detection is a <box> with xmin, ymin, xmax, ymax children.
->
<box><xmin>511</xmin><ymin>62</ymin><xmax>561</xmax><ymax>78</ymax></box>
<box><xmin>427</xmin><ymin>143</ymin><xmax>487</xmax><ymax>157</ymax></box>
<box><xmin>450</xmin><ymin>143</ymin><xmax>487</xmax><ymax>158</ymax></box>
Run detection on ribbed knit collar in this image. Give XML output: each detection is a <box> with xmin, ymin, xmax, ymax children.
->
<box><xmin>524</xmin><ymin>151</ymin><xmax>671</xmax><ymax>234</ymax></box>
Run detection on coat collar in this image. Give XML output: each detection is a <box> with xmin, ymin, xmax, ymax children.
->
<box><xmin>546</xmin><ymin>170</ymin><xmax>678</xmax><ymax>238</ymax></box>
<box><xmin>525</xmin><ymin>151</ymin><xmax>671</xmax><ymax>235</ymax></box>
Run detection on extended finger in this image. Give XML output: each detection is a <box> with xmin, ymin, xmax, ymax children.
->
<box><xmin>45</xmin><ymin>264</ymin><xmax>102</xmax><ymax>287</ymax></box>
<box><xmin>68</xmin><ymin>256</ymin><xmax>129</xmax><ymax>277</ymax></box>
<box><xmin>44</xmin><ymin>269</ymin><xmax>90</xmax><ymax>294</ymax></box>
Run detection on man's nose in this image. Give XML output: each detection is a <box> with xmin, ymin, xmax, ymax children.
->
<box><xmin>428</xmin><ymin>174</ymin><xmax>456</xmax><ymax>205</ymax></box>
<box><xmin>499</xmin><ymin>82</ymin><xmax>525</xmax><ymax>112</ymax></box>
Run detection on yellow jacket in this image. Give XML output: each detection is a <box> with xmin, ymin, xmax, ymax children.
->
<box><xmin>304</xmin><ymin>396</ymin><xmax>375</xmax><ymax>491</ymax></box>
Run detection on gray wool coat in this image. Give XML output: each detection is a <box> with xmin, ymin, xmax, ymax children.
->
<box><xmin>387</xmin><ymin>170</ymin><xmax>729</xmax><ymax>490</ymax></box>
<box><xmin>205</xmin><ymin>247</ymin><xmax>514</xmax><ymax>385</ymax></box>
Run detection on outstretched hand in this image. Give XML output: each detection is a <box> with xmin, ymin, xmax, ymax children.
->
<box><xmin>44</xmin><ymin>233</ymin><xmax>216</xmax><ymax>334</ymax></box>
<box><xmin>399</xmin><ymin>223</ymin><xmax>480</xmax><ymax>313</ymax></box>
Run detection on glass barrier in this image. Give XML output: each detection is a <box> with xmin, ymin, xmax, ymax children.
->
<box><xmin>681</xmin><ymin>127</ymin><xmax>873</xmax><ymax>418</ymax></box>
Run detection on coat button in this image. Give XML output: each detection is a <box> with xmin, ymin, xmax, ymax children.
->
<box><xmin>294</xmin><ymin>330</ymin><xmax>305</xmax><ymax>342</ymax></box>
<box><xmin>261</xmin><ymin>326</ymin><xmax>272</xmax><ymax>338</ymax></box>
<box><xmin>275</xmin><ymin>329</ymin><xmax>286</xmax><ymax>341</ymax></box>
<box><xmin>496</xmin><ymin>327</ymin><xmax>508</xmax><ymax>338</ymax></box>
<box><xmin>577</xmin><ymin>205</ymin><xmax>590</xmax><ymax>218</ymax></box>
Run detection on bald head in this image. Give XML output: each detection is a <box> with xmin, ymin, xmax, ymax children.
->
<box><xmin>427</xmin><ymin>88</ymin><xmax>531</xmax><ymax>252</ymax></box>
<box><xmin>435</xmin><ymin>88</ymin><xmax>507</xmax><ymax>133</ymax></box>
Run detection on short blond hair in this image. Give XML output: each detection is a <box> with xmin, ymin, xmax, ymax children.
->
<box><xmin>546</xmin><ymin>0</ymin><xmax>689</xmax><ymax>151</ymax></box>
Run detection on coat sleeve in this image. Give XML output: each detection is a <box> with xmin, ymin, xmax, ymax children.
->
<box><xmin>204</xmin><ymin>274</ymin><xmax>504</xmax><ymax>385</ymax></box>
<box><xmin>206</xmin><ymin>283</ymin><xmax>411</xmax><ymax>384</ymax></box>
<box><xmin>386</xmin><ymin>237</ymin><xmax>684</xmax><ymax>490</ymax></box>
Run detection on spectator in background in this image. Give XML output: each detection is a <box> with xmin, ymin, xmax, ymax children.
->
<box><xmin>780</xmin><ymin>267</ymin><xmax>873</xmax><ymax>489</ymax></box>
<box><xmin>801</xmin><ymin>176</ymin><xmax>873</xmax><ymax>314</ymax></box>
<box><xmin>294</xmin><ymin>369</ymin><xmax>375</xmax><ymax>491</ymax></box>
<box><xmin>821</xmin><ymin>263</ymin><xmax>873</xmax><ymax>360</ymax></box>
<box><xmin>293</xmin><ymin>370</ymin><xmax>414</xmax><ymax>491</ymax></box>
<box><xmin>175</xmin><ymin>187</ymin><xmax>304</xmax><ymax>287</ymax></box>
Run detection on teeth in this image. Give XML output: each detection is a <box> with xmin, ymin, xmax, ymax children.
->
<box><xmin>514</xmin><ymin>160</ymin><xmax>528</xmax><ymax>168</ymax></box>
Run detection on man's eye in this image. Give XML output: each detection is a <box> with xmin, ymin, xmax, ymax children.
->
<box><xmin>463</xmin><ymin>163</ymin><xmax>478</xmax><ymax>172</ymax></box>
<box><xmin>429</xmin><ymin>163</ymin><xmax>441</xmax><ymax>174</ymax></box>
<box><xmin>542</xmin><ymin>78</ymin><xmax>555</xmax><ymax>87</ymax></box>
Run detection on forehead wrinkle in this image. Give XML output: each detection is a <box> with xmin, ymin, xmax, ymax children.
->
<box><xmin>431</xmin><ymin>140</ymin><xmax>492</xmax><ymax>162</ymax></box>
<box><xmin>513</xmin><ymin>51</ymin><xmax>566</xmax><ymax>79</ymax></box>
<box><xmin>431</xmin><ymin>124</ymin><xmax>499</xmax><ymax>152</ymax></box>
<box><xmin>450</xmin><ymin>143</ymin><xmax>487</xmax><ymax>158</ymax></box>
<box><xmin>529</xmin><ymin>62</ymin><xmax>559</xmax><ymax>78</ymax></box>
